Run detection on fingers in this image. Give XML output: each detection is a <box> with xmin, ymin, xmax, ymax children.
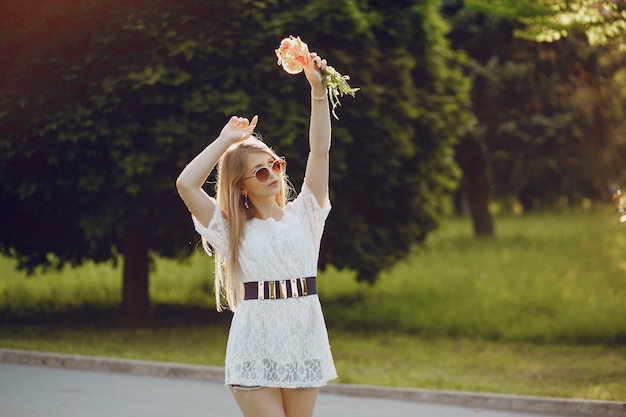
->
<box><xmin>243</xmin><ymin>115</ymin><xmax>258</xmax><ymax>138</ymax></box>
<box><xmin>221</xmin><ymin>115</ymin><xmax>259</xmax><ymax>142</ymax></box>
<box><xmin>248</xmin><ymin>115</ymin><xmax>259</xmax><ymax>131</ymax></box>
<box><xmin>229</xmin><ymin>116</ymin><xmax>255</xmax><ymax>129</ymax></box>
<box><xmin>309</xmin><ymin>52</ymin><xmax>327</xmax><ymax>70</ymax></box>
<box><xmin>230</xmin><ymin>116</ymin><xmax>248</xmax><ymax>127</ymax></box>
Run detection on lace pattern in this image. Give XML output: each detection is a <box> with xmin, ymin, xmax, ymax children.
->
<box><xmin>192</xmin><ymin>184</ymin><xmax>337</xmax><ymax>387</ymax></box>
<box><xmin>225</xmin><ymin>295</ymin><xmax>336</xmax><ymax>388</ymax></box>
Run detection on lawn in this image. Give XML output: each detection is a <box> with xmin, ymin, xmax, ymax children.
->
<box><xmin>1</xmin><ymin>208</ymin><xmax>625</xmax><ymax>400</ymax></box>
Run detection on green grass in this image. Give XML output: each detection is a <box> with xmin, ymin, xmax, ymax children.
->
<box><xmin>0</xmin><ymin>250</ymin><xmax>217</xmax><ymax>317</ymax></box>
<box><xmin>330</xmin><ymin>333</ymin><xmax>626</xmax><ymax>401</ymax></box>
<box><xmin>1</xmin><ymin>208</ymin><xmax>625</xmax><ymax>400</ymax></box>
<box><xmin>319</xmin><ymin>209</ymin><xmax>626</xmax><ymax>343</ymax></box>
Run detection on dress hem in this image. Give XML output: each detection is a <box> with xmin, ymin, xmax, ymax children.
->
<box><xmin>224</xmin><ymin>375</ymin><xmax>338</xmax><ymax>390</ymax></box>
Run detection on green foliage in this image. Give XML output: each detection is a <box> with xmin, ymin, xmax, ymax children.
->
<box><xmin>442</xmin><ymin>1</ymin><xmax>626</xmax><ymax>209</ymax></box>
<box><xmin>466</xmin><ymin>0</ymin><xmax>626</xmax><ymax>50</ymax></box>
<box><xmin>0</xmin><ymin>0</ymin><xmax>471</xmax><ymax>284</ymax></box>
<box><xmin>311</xmin><ymin>0</ymin><xmax>471</xmax><ymax>281</ymax></box>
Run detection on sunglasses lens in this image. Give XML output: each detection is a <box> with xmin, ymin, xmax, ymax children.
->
<box><xmin>272</xmin><ymin>159</ymin><xmax>285</xmax><ymax>173</ymax></box>
<box><xmin>250</xmin><ymin>159</ymin><xmax>285</xmax><ymax>183</ymax></box>
<box><xmin>255</xmin><ymin>167</ymin><xmax>270</xmax><ymax>182</ymax></box>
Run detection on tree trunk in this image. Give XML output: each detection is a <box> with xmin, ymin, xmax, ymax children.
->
<box><xmin>122</xmin><ymin>231</ymin><xmax>150</xmax><ymax>326</ymax></box>
<box><xmin>453</xmin><ymin>187</ymin><xmax>470</xmax><ymax>216</ymax></box>
<box><xmin>462</xmin><ymin>139</ymin><xmax>495</xmax><ymax>238</ymax></box>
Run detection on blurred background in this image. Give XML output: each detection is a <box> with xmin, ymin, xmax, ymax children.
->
<box><xmin>1</xmin><ymin>0</ymin><xmax>625</xmax><ymax>401</ymax></box>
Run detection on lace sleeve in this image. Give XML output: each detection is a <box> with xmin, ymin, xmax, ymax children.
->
<box><xmin>292</xmin><ymin>183</ymin><xmax>332</xmax><ymax>242</ymax></box>
<box><xmin>192</xmin><ymin>209</ymin><xmax>229</xmax><ymax>257</ymax></box>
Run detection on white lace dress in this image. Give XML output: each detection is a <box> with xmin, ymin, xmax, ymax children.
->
<box><xmin>192</xmin><ymin>184</ymin><xmax>337</xmax><ymax>388</ymax></box>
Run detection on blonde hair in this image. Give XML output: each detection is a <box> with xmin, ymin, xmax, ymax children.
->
<box><xmin>203</xmin><ymin>135</ymin><xmax>292</xmax><ymax>311</ymax></box>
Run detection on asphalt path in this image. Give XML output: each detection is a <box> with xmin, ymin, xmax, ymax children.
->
<box><xmin>0</xmin><ymin>362</ymin><xmax>575</xmax><ymax>417</ymax></box>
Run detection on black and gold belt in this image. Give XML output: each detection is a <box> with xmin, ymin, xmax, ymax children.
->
<box><xmin>243</xmin><ymin>277</ymin><xmax>317</xmax><ymax>300</ymax></box>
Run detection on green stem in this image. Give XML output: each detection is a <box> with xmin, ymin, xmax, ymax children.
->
<box><xmin>321</xmin><ymin>66</ymin><xmax>359</xmax><ymax>119</ymax></box>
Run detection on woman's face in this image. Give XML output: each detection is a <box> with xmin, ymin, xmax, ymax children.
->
<box><xmin>241</xmin><ymin>151</ymin><xmax>283</xmax><ymax>199</ymax></box>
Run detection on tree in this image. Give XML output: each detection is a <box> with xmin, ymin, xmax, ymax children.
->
<box><xmin>1</xmin><ymin>0</ymin><xmax>223</xmax><ymax>324</ymax></box>
<box><xmin>0</xmin><ymin>0</ymin><xmax>472</xmax><ymax>322</ymax></box>
<box><xmin>442</xmin><ymin>0</ymin><xmax>626</xmax><ymax>238</ymax></box>
<box><xmin>305</xmin><ymin>1</ymin><xmax>473</xmax><ymax>281</ymax></box>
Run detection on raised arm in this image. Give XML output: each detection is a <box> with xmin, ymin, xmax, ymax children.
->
<box><xmin>176</xmin><ymin>115</ymin><xmax>258</xmax><ymax>227</ymax></box>
<box><xmin>303</xmin><ymin>53</ymin><xmax>332</xmax><ymax>206</ymax></box>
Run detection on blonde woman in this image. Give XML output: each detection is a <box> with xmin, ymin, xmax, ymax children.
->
<box><xmin>176</xmin><ymin>51</ymin><xmax>336</xmax><ymax>417</ymax></box>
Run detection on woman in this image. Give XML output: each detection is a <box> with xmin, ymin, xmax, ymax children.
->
<box><xmin>176</xmin><ymin>51</ymin><xmax>336</xmax><ymax>417</ymax></box>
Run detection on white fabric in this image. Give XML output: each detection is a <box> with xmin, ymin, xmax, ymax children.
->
<box><xmin>192</xmin><ymin>183</ymin><xmax>337</xmax><ymax>388</ymax></box>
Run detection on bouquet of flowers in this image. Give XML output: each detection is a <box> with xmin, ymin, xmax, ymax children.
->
<box><xmin>275</xmin><ymin>35</ymin><xmax>359</xmax><ymax>119</ymax></box>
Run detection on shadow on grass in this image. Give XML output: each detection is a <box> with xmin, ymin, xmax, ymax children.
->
<box><xmin>0</xmin><ymin>304</ymin><xmax>233</xmax><ymax>329</ymax></box>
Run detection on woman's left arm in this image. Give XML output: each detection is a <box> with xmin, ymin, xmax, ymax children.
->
<box><xmin>303</xmin><ymin>53</ymin><xmax>331</xmax><ymax>207</ymax></box>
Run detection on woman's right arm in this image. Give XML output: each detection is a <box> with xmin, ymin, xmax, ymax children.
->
<box><xmin>176</xmin><ymin>115</ymin><xmax>258</xmax><ymax>227</ymax></box>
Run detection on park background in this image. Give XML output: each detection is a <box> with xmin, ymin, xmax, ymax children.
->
<box><xmin>1</xmin><ymin>0</ymin><xmax>625</xmax><ymax>402</ymax></box>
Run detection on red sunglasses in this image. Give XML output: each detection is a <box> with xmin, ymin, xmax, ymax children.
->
<box><xmin>243</xmin><ymin>158</ymin><xmax>286</xmax><ymax>183</ymax></box>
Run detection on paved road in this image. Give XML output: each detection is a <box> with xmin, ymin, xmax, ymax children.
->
<box><xmin>0</xmin><ymin>362</ymin><xmax>571</xmax><ymax>417</ymax></box>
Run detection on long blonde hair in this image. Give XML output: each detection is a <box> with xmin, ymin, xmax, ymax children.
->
<box><xmin>204</xmin><ymin>136</ymin><xmax>291</xmax><ymax>311</ymax></box>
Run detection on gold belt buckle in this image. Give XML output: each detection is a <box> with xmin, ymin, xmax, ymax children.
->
<box><xmin>269</xmin><ymin>281</ymin><xmax>277</xmax><ymax>300</ymax></box>
<box><xmin>299</xmin><ymin>278</ymin><xmax>308</xmax><ymax>296</ymax></box>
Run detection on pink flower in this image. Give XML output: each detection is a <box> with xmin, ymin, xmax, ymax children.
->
<box><xmin>275</xmin><ymin>36</ymin><xmax>310</xmax><ymax>75</ymax></box>
<box><xmin>275</xmin><ymin>35</ymin><xmax>359</xmax><ymax>119</ymax></box>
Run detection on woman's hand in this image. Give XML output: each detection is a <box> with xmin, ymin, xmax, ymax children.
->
<box><xmin>304</xmin><ymin>52</ymin><xmax>327</xmax><ymax>94</ymax></box>
<box><xmin>219</xmin><ymin>115</ymin><xmax>259</xmax><ymax>143</ymax></box>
